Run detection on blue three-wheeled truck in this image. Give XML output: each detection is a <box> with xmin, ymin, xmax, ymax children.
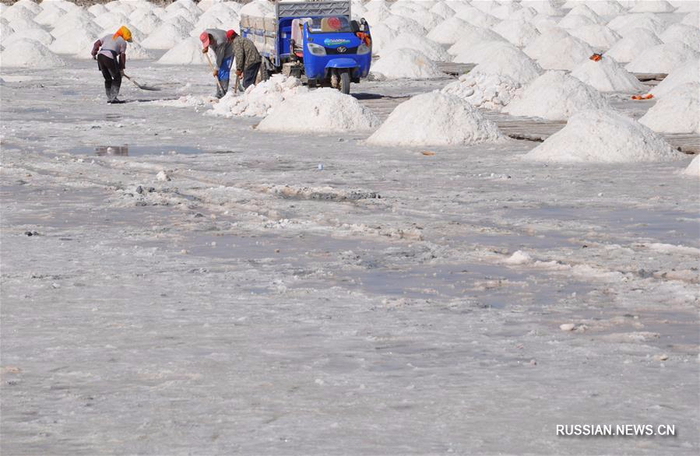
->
<box><xmin>240</xmin><ymin>0</ymin><xmax>372</xmax><ymax>94</ymax></box>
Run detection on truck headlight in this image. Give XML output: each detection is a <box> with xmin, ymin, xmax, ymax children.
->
<box><xmin>307</xmin><ymin>43</ymin><xmax>326</xmax><ymax>56</ymax></box>
<box><xmin>357</xmin><ymin>43</ymin><xmax>370</xmax><ymax>55</ymax></box>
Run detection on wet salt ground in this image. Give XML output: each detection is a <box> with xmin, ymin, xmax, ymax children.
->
<box><xmin>2</xmin><ymin>61</ymin><xmax>699</xmax><ymax>455</ymax></box>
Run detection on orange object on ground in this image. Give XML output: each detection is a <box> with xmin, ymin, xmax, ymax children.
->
<box><xmin>631</xmin><ymin>94</ymin><xmax>654</xmax><ymax>100</ymax></box>
<box><xmin>589</xmin><ymin>53</ymin><xmax>602</xmax><ymax>61</ymax></box>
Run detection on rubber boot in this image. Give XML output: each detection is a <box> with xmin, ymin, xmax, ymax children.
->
<box><xmin>109</xmin><ymin>85</ymin><xmax>122</xmax><ymax>104</ymax></box>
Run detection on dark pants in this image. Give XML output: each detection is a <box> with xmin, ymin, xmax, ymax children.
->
<box><xmin>98</xmin><ymin>54</ymin><xmax>121</xmax><ymax>102</ymax></box>
<box><xmin>242</xmin><ymin>62</ymin><xmax>261</xmax><ymax>89</ymax></box>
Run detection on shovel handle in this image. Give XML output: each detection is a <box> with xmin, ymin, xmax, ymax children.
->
<box><xmin>204</xmin><ymin>53</ymin><xmax>225</xmax><ymax>94</ymax></box>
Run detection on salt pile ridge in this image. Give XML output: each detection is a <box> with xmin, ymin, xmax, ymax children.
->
<box><xmin>604</xmin><ymin>28</ymin><xmax>663</xmax><ymax>63</ymax></box>
<box><xmin>367</xmin><ymin>92</ymin><xmax>506</xmax><ymax>147</ymax></box>
<box><xmin>0</xmin><ymin>39</ymin><xmax>66</xmax><ymax>68</ymax></box>
<box><xmin>683</xmin><ymin>155</ymin><xmax>700</xmax><ymax>178</ymax></box>
<box><xmin>629</xmin><ymin>0</ymin><xmax>677</xmax><ymax>13</ymax></box>
<box><xmin>382</xmin><ymin>33</ymin><xmax>451</xmax><ymax>62</ymax></box>
<box><xmin>371</xmin><ymin>48</ymin><xmax>443</xmax><ymax>80</ymax></box>
<box><xmin>533</xmin><ymin>34</ymin><xmax>594</xmax><ymax>71</ymax></box>
<box><xmin>257</xmin><ymin>89</ymin><xmax>379</xmax><ymax>133</ymax></box>
<box><xmin>208</xmin><ymin>75</ymin><xmax>307</xmax><ymax>118</ymax></box>
<box><xmin>568</xmin><ymin>25</ymin><xmax>621</xmax><ymax>52</ymax></box>
<box><xmin>158</xmin><ymin>37</ymin><xmax>209</xmax><ymax>65</ymax></box>
<box><xmin>491</xmin><ymin>20</ymin><xmax>541</xmax><ymax>48</ymax></box>
<box><xmin>2</xmin><ymin>29</ymin><xmax>54</xmax><ymax>47</ymax></box>
<box><xmin>639</xmin><ymin>83</ymin><xmax>699</xmax><ymax>134</ymax></box>
<box><xmin>525</xmin><ymin>110</ymin><xmax>683</xmax><ymax>163</ymax></box>
<box><xmin>650</xmin><ymin>59</ymin><xmax>700</xmax><ymax>97</ymax></box>
<box><xmin>142</xmin><ymin>22</ymin><xmax>191</xmax><ymax>50</ymax></box>
<box><xmin>442</xmin><ymin>73</ymin><xmax>523</xmax><ymax>111</ymax></box>
<box><xmin>571</xmin><ymin>57</ymin><xmax>645</xmax><ymax>92</ymax></box>
<box><xmin>660</xmin><ymin>24</ymin><xmax>700</xmax><ymax>52</ymax></box>
<box><xmin>503</xmin><ymin>71</ymin><xmax>609</xmax><ymax>121</ymax></box>
<box><xmin>452</xmin><ymin>41</ymin><xmax>520</xmax><ymax>65</ymax></box>
<box><xmin>50</xmin><ymin>29</ymin><xmax>98</xmax><ymax>56</ymax></box>
<box><xmin>446</xmin><ymin>26</ymin><xmax>507</xmax><ymax>56</ymax></box>
<box><xmin>626</xmin><ymin>42</ymin><xmax>699</xmax><ymax>74</ymax></box>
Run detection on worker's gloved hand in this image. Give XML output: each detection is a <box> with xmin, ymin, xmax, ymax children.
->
<box><xmin>92</xmin><ymin>55</ymin><xmax>97</xmax><ymax>60</ymax></box>
<box><xmin>236</xmin><ymin>69</ymin><xmax>243</xmax><ymax>77</ymax></box>
<box><xmin>202</xmin><ymin>47</ymin><xmax>208</xmax><ymax>54</ymax></box>
<box><xmin>120</xmin><ymin>70</ymin><xmax>125</xmax><ymax>76</ymax></box>
<box><xmin>212</xmin><ymin>70</ymin><xmax>218</xmax><ymax>77</ymax></box>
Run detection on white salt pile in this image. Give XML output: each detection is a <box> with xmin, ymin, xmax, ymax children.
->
<box><xmin>491</xmin><ymin>20</ymin><xmax>541</xmax><ymax>47</ymax></box>
<box><xmin>610</xmin><ymin>13</ymin><xmax>665</xmax><ymax>37</ymax></box>
<box><xmin>682</xmin><ymin>155</ymin><xmax>700</xmax><ymax>177</ymax></box>
<box><xmin>452</xmin><ymin>41</ymin><xmax>520</xmax><ymax>65</ymax></box>
<box><xmin>445</xmin><ymin>26</ymin><xmax>507</xmax><ymax>55</ymax></box>
<box><xmin>660</xmin><ymin>24</ymin><xmax>700</xmax><ymax>52</ymax></box>
<box><xmin>367</xmin><ymin>23</ymin><xmax>397</xmax><ymax>55</ymax></box>
<box><xmin>533</xmin><ymin>34</ymin><xmax>595</xmax><ymax>70</ymax></box>
<box><xmin>503</xmin><ymin>71</ymin><xmax>609</xmax><ymax>121</ymax></box>
<box><xmin>442</xmin><ymin>73</ymin><xmax>523</xmax><ymax>111</ymax></box>
<box><xmin>626</xmin><ymin>42</ymin><xmax>699</xmax><ymax>73</ymax></box>
<box><xmin>208</xmin><ymin>75</ymin><xmax>307</xmax><ymax>118</ymax></box>
<box><xmin>639</xmin><ymin>82</ymin><xmax>699</xmax><ymax>134</ymax></box>
<box><xmin>426</xmin><ymin>17</ymin><xmax>470</xmax><ymax>44</ymax></box>
<box><xmin>382</xmin><ymin>33</ymin><xmax>451</xmax><ymax>62</ymax></box>
<box><xmin>2</xmin><ymin>29</ymin><xmax>54</xmax><ymax>47</ymax></box>
<box><xmin>588</xmin><ymin>0</ymin><xmax>625</xmax><ymax>17</ymax></box>
<box><xmin>523</xmin><ymin>28</ymin><xmax>572</xmax><ymax>60</ymax></box>
<box><xmin>570</xmin><ymin>56</ymin><xmax>645</xmax><ymax>92</ymax></box>
<box><xmin>650</xmin><ymin>59</ymin><xmax>700</xmax><ymax>97</ymax></box>
<box><xmin>49</xmin><ymin>29</ymin><xmax>98</xmax><ymax>56</ymax></box>
<box><xmin>525</xmin><ymin>109</ymin><xmax>683</xmax><ymax>163</ymax></box>
<box><xmin>257</xmin><ymin>89</ymin><xmax>379</xmax><ymax>133</ymax></box>
<box><xmin>558</xmin><ymin>15</ymin><xmax>598</xmax><ymax>31</ymax></box>
<box><xmin>0</xmin><ymin>22</ymin><xmax>13</xmax><ymax>40</ymax></box>
<box><xmin>455</xmin><ymin>6</ymin><xmax>500</xmax><ymax>28</ymax></box>
<box><xmin>158</xmin><ymin>37</ymin><xmax>208</xmax><ymax>65</ymax></box>
<box><xmin>142</xmin><ymin>22</ymin><xmax>191</xmax><ymax>50</ymax></box>
<box><xmin>604</xmin><ymin>28</ymin><xmax>663</xmax><ymax>63</ymax></box>
<box><xmin>367</xmin><ymin>92</ymin><xmax>506</xmax><ymax>147</ymax></box>
<box><xmin>131</xmin><ymin>11</ymin><xmax>163</xmax><ymax>35</ymax></box>
<box><xmin>629</xmin><ymin>0</ymin><xmax>677</xmax><ymax>13</ymax></box>
<box><xmin>521</xmin><ymin>0</ymin><xmax>564</xmax><ymax>17</ymax></box>
<box><xmin>370</xmin><ymin>48</ymin><xmax>443</xmax><ymax>80</ymax></box>
<box><xmin>120</xmin><ymin>41</ymin><xmax>155</xmax><ymax>60</ymax></box>
<box><xmin>568</xmin><ymin>25</ymin><xmax>621</xmax><ymax>51</ymax></box>
<box><xmin>0</xmin><ymin>39</ymin><xmax>66</xmax><ymax>68</ymax></box>
<box><xmin>466</xmin><ymin>47</ymin><xmax>543</xmax><ymax>84</ymax></box>
<box><xmin>383</xmin><ymin>14</ymin><xmax>426</xmax><ymax>37</ymax></box>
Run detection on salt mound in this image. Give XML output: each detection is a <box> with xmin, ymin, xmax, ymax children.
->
<box><xmin>682</xmin><ymin>155</ymin><xmax>700</xmax><ymax>177</ymax></box>
<box><xmin>508</xmin><ymin>7</ymin><xmax>539</xmax><ymax>22</ymax></box>
<box><xmin>612</xmin><ymin>14</ymin><xmax>665</xmax><ymax>37</ymax></box>
<box><xmin>426</xmin><ymin>17</ymin><xmax>470</xmax><ymax>44</ymax></box>
<box><xmin>208</xmin><ymin>75</ymin><xmax>307</xmax><ymax>118</ymax></box>
<box><xmin>626</xmin><ymin>42</ymin><xmax>699</xmax><ymax>73</ymax></box>
<box><xmin>367</xmin><ymin>23</ymin><xmax>397</xmax><ymax>55</ymax></box>
<box><xmin>383</xmin><ymin>14</ymin><xmax>426</xmax><ymax>37</ymax></box>
<box><xmin>660</xmin><ymin>24</ymin><xmax>700</xmax><ymax>52</ymax></box>
<box><xmin>464</xmin><ymin>47</ymin><xmax>542</xmax><ymax>84</ymax></box>
<box><xmin>93</xmin><ymin>12</ymin><xmax>129</xmax><ymax>29</ymax></box>
<box><xmin>630</xmin><ymin>0</ymin><xmax>677</xmax><ymax>13</ymax></box>
<box><xmin>7</xmin><ymin>18</ymin><xmax>42</xmax><ymax>31</ymax></box>
<box><xmin>455</xmin><ymin>7</ymin><xmax>500</xmax><ymax>28</ymax></box>
<box><xmin>682</xmin><ymin>12</ymin><xmax>699</xmax><ymax>27</ymax></box>
<box><xmin>503</xmin><ymin>71</ymin><xmax>610</xmax><ymax>121</ymax></box>
<box><xmin>132</xmin><ymin>11</ymin><xmax>163</xmax><ymax>34</ymax></box>
<box><xmin>557</xmin><ymin>15</ymin><xmax>597</xmax><ymax>31</ymax></box>
<box><xmin>370</xmin><ymin>48</ymin><xmax>443</xmax><ymax>80</ymax></box>
<box><xmin>563</xmin><ymin>5</ymin><xmax>605</xmax><ymax>24</ymax></box>
<box><xmin>446</xmin><ymin>26</ymin><xmax>508</xmax><ymax>55</ymax></box>
<box><xmin>257</xmin><ymin>89</ymin><xmax>379</xmax><ymax>133</ymax></box>
<box><xmin>0</xmin><ymin>22</ymin><xmax>13</xmax><ymax>40</ymax></box>
<box><xmin>605</xmin><ymin>28</ymin><xmax>663</xmax><ymax>63</ymax></box>
<box><xmin>491</xmin><ymin>2</ymin><xmax>524</xmax><ymax>20</ymax></box>
<box><xmin>525</xmin><ymin>110</ymin><xmax>682</xmax><ymax>163</ymax></box>
<box><xmin>650</xmin><ymin>60</ymin><xmax>700</xmax><ymax>97</ymax></box>
<box><xmin>49</xmin><ymin>29</ymin><xmax>98</xmax><ymax>56</ymax></box>
<box><xmin>121</xmin><ymin>42</ymin><xmax>154</xmax><ymax>60</ymax></box>
<box><xmin>51</xmin><ymin>17</ymin><xmax>103</xmax><ymax>40</ymax></box>
<box><xmin>639</xmin><ymin>82</ymin><xmax>699</xmax><ymax>133</ymax></box>
<box><xmin>2</xmin><ymin>4</ymin><xmax>36</xmax><ymax>23</ymax></box>
<box><xmin>382</xmin><ymin>33</ymin><xmax>451</xmax><ymax>61</ymax></box>
<box><xmin>571</xmin><ymin>56</ymin><xmax>645</xmax><ymax>92</ymax></box>
<box><xmin>442</xmin><ymin>73</ymin><xmax>523</xmax><ymax>111</ymax></box>
<box><xmin>0</xmin><ymin>39</ymin><xmax>66</xmax><ymax>68</ymax></box>
<box><xmin>491</xmin><ymin>20</ymin><xmax>541</xmax><ymax>47</ymax></box>
<box><xmin>240</xmin><ymin>0</ymin><xmax>275</xmax><ymax>18</ymax></box>
<box><xmin>523</xmin><ymin>28</ymin><xmax>572</xmax><ymax>60</ymax></box>
<box><xmin>568</xmin><ymin>25</ymin><xmax>621</xmax><ymax>51</ymax></box>
<box><xmin>451</xmin><ymin>41</ymin><xmax>520</xmax><ymax>64</ymax></box>
<box><xmin>158</xmin><ymin>37</ymin><xmax>208</xmax><ymax>65</ymax></box>
<box><xmin>367</xmin><ymin>92</ymin><xmax>505</xmax><ymax>147</ymax></box>
<box><xmin>88</xmin><ymin>4</ymin><xmax>109</xmax><ymax>17</ymax></box>
<box><xmin>2</xmin><ymin>29</ymin><xmax>54</xmax><ymax>47</ymax></box>
<box><xmin>588</xmin><ymin>0</ymin><xmax>625</xmax><ymax>17</ymax></box>
<box><xmin>521</xmin><ymin>0</ymin><xmax>564</xmax><ymax>17</ymax></box>
<box><xmin>142</xmin><ymin>23</ymin><xmax>191</xmax><ymax>50</ymax></box>
<box><xmin>534</xmin><ymin>35</ymin><xmax>594</xmax><ymax>70</ymax></box>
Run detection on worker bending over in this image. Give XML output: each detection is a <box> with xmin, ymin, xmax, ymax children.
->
<box><xmin>91</xmin><ymin>26</ymin><xmax>132</xmax><ymax>104</ymax></box>
<box><xmin>200</xmin><ymin>28</ymin><xmax>234</xmax><ymax>98</ymax></box>
<box><xmin>227</xmin><ymin>30</ymin><xmax>262</xmax><ymax>90</ymax></box>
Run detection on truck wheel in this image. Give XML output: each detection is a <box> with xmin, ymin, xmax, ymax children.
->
<box><xmin>340</xmin><ymin>70</ymin><xmax>350</xmax><ymax>95</ymax></box>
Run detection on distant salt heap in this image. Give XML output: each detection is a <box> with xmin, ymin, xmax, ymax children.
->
<box><xmin>49</xmin><ymin>29</ymin><xmax>98</xmax><ymax>56</ymax></box>
<box><xmin>445</xmin><ymin>25</ymin><xmax>507</xmax><ymax>55</ymax></box>
<box><xmin>257</xmin><ymin>89</ymin><xmax>379</xmax><ymax>133</ymax></box>
<box><xmin>2</xmin><ymin>29</ymin><xmax>54</xmax><ymax>47</ymax></box>
<box><xmin>382</xmin><ymin>33</ymin><xmax>451</xmax><ymax>62</ymax></box>
<box><xmin>660</xmin><ymin>24</ymin><xmax>700</xmax><ymax>52</ymax></box>
<box><xmin>525</xmin><ymin>110</ymin><xmax>683</xmax><ymax>163</ymax></box>
<box><xmin>629</xmin><ymin>0</ymin><xmax>677</xmax><ymax>13</ymax></box>
<box><xmin>639</xmin><ymin>83</ymin><xmax>699</xmax><ymax>134</ymax></box>
<box><xmin>532</xmin><ymin>33</ymin><xmax>594</xmax><ymax>71</ymax></box>
<box><xmin>568</xmin><ymin>25</ymin><xmax>621</xmax><ymax>51</ymax></box>
<box><xmin>208</xmin><ymin>75</ymin><xmax>307</xmax><ymax>118</ymax></box>
<box><xmin>367</xmin><ymin>92</ymin><xmax>506</xmax><ymax>147</ymax></box>
<box><xmin>426</xmin><ymin>17</ymin><xmax>471</xmax><ymax>44</ymax></box>
<box><xmin>604</xmin><ymin>28</ymin><xmax>663</xmax><ymax>63</ymax></box>
<box><xmin>0</xmin><ymin>39</ymin><xmax>66</xmax><ymax>68</ymax></box>
<box><xmin>491</xmin><ymin>20</ymin><xmax>541</xmax><ymax>47</ymax></box>
<box><xmin>609</xmin><ymin>13</ymin><xmax>665</xmax><ymax>37</ymax></box>
<box><xmin>141</xmin><ymin>22</ymin><xmax>191</xmax><ymax>50</ymax></box>
<box><xmin>570</xmin><ymin>56</ymin><xmax>645</xmax><ymax>92</ymax></box>
<box><xmin>158</xmin><ymin>36</ymin><xmax>208</xmax><ymax>65</ymax></box>
<box><xmin>683</xmin><ymin>155</ymin><xmax>700</xmax><ymax>177</ymax></box>
<box><xmin>371</xmin><ymin>48</ymin><xmax>443</xmax><ymax>80</ymax></box>
<box><xmin>503</xmin><ymin>71</ymin><xmax>609</xmax><ymax>121</ymax></box>
<box><xmin>626</xmin><ymin>42</ymin><xmax>699</xmax><ymax>74</ymax></box>
<box><xmin>650</xmin><ymin>60</ymin><xmax>700</xmax><ymax>97</ymax></box>
<box><xmin>452</xmin><ymin>41</ymin><xmax>520</xmax><ymax>65</ymax></box>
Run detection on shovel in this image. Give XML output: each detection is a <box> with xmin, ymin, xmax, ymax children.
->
<box><xmin>123</xmin><ymin>73</ymin><xmax>161</xmax><ymax>91</ymax></box>
<box><xmin>204</xmin><ymin>53</ymin><xmax>226</xmax><ymax>95</ymax></box>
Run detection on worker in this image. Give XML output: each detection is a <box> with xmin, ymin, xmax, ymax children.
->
<box><xmin>91</xmin><ymin>26</ymin><xmax>132</xmax><ymax>104</ymax></box>
<box><xmin>227</xmin><ymin>29</ymin><xmax>262</xmax><ymax>90</ymax></box>
<box><xmin>200</xmin><ymin>28</ymin><xmax>234</xmax><ymax>98</ymax></box>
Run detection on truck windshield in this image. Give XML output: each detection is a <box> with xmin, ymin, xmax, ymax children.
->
<box><xmin>307</xmin><ymin>16</ymin><xmax>352</xmax><ymax>34</ymax></box>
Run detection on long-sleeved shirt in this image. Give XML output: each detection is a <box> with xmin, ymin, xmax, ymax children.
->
<box><xmin>91</xmin><ymin>35</ymin><xmax>127</xmax><ymax>69</ymax></box>
<box><xmin>233</xmin><ymin>36</ymin><xmax>262</xmax><ymax>72</ymax></box>
<box><xmin>205</xmin><ymin>28</ymin><xmax>234</xmax><ymax>69</ymax></box>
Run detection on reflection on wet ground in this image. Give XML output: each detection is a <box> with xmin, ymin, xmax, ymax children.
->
<box><xmin>96</xmin><ymin>145</ymin><xmax>129</xmax><ymax>156</ymax></box>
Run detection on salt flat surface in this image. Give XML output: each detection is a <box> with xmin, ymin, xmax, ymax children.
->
<box><xmin>1</xmin><ymin>57</ymin><xmax>699</xmax><ymax>456</ymax></box>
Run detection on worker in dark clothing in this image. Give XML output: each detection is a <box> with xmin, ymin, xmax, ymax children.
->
<box><xmin>91</xmin><ymin>26</ymin><xmax>132</xmax><ymax>104</ymax></box>
<box><xmin>227</xmin><ymin>29</ymin><xmax>262</xmax><ymax>90</ymax></box>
